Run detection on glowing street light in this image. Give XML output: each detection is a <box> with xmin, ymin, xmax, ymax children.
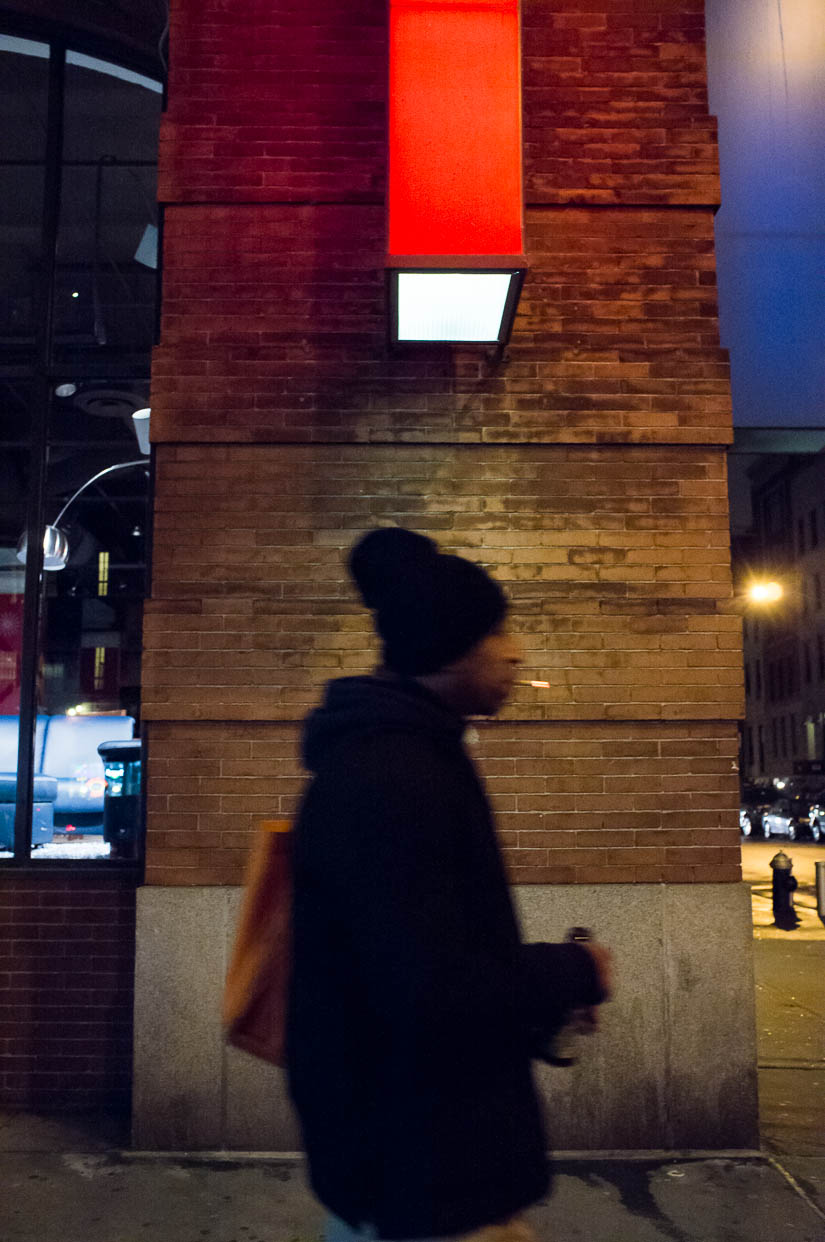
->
<box><xmin>748</xmin><ymin>580</ymin><xmax>783</xmax><ymax>605</ymax></box>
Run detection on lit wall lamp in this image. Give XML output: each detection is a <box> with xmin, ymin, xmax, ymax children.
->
<box><xmin>16</xmin><ymin>460</ymin><xmax>149</xmax><ymax>571</ymax></box>
<box><xmin>386</xmin><ymin>0</ymin><xmax>526</xmax><ymax>347</ymax></box>
<box><xmin>747</xmin><ymin>580</ymin><xmax>784</xmax><ymax>605</ymax></box>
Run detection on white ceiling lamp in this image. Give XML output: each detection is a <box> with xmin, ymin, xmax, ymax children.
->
<box><xmin>132</xmin><ymin>408</ymin><xmax>151</xmax><ymax>456</ymax></box>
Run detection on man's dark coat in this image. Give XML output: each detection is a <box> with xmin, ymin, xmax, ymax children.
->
<box><xmin>287</xmin><ymin>676</ymin><xmax>602</xmax><ymax>1240</ymax></box>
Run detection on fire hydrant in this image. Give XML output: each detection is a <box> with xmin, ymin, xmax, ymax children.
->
<box><xmin>770</xmin><ymin>850</ymin><xmax>799</xmax><ymax>929</ymax></box>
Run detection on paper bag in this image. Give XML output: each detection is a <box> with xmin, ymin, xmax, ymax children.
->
<box><xmin>223</xmin><ymin>818</ymin><xmax>293</xmax><ymax>1066</ymax></box>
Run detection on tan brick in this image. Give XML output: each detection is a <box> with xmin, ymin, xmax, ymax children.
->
<box><xmin>145</xmin><ymin>0</ymin><xmax>736</xmax><ymax>891</ymax></box>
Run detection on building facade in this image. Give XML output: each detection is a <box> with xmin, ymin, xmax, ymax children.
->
<box><xmin>740</xmin><ymin>452</ymin><xmax>825</xmax><ymax>786</ymax></box>
<box><xmin>134</xmin><ymin>0</ymin><xmax>756</xmax><ymax>1150</ymax></box>
<box><xmin>1</xmin><ymin>0</ymin><xmax>759</xmax><ymax>1151</ymax></box>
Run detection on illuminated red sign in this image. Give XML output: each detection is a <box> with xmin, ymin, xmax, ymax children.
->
<box><xmin>388</xmin><ymin>0</ymin><xmax>524</xmax><ymax>263</ymax></box>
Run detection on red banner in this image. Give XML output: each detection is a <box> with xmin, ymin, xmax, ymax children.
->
<box><xmin>0</xmin><ymin>595</ymin><xmax>24</xmax><ymax>713</ymax></box>
<box><xmin>388</xmin><ymin>0</ymin><xmax>523</xmax><ymax>261</ymax></box>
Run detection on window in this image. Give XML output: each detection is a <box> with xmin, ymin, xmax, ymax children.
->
<box><xmin>798</xmin><ymin>516</ymin><xmax>805</xmax><ymax>556</ymax></box>
<box><xmin>755</xmin><ymin>659</ymin><xmax>762</xmax><ymax>698</ymax></box>
<box><xmin>744</xmin><ymin>662</ymin><xmax>751</xmax><ymax>696</ymax></box>
<box><xmin>0</xmin><ymin>34</ymin><xmax>159</xmax><ymax>865</ymax></box>
<box><xmin>804</xmin><ymin>642</ymin><xmax>812</xmax><ymax>684</ymax></box>
<box><xmin>810</xmin><ymin>508</ymin><xmax>819</xmax><ymax>549</ymax></box>
<box><xmin>762</xmin><ymin>486</ymin><xmax>789</xmax><ymax>544</ymax></box>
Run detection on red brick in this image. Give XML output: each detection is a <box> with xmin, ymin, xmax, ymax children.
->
<box><xmin>0</xmin><ymin>874</ymin><xmax>136</xmax><ymax>1110</ymax></box>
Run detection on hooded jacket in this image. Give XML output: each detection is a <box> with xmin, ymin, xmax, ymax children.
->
<box><xmin>286</xmin><ymin>676</ymin><xmax>602</xmax><ymax>1240</ymax></box>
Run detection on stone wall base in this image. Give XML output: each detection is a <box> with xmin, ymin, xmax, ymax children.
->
<box><xmin>132</xmin><ymin>883</ymin><xmax>758</xmax><ymax>1151</ymax></box>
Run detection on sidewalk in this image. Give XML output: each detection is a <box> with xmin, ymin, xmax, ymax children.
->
<box><xmin>1</xmin><ymin>932</ymin><xmax>823</xmax><ymax>1242</ymax></box>
<box><xmin>1</xmin><ymin>1110</ymin><xmax>823</xmax><ymax>1242</ymax></box>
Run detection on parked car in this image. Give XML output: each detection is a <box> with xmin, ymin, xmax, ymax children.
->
<box><xmin>803</xmin><ymin>800</ymin><xmax>824</xmax><ymax>843</ymax></box>
<box><xmin>760</xmin><ymin>799</ymin><xmax>800</xmax><ymax>839</ymax></box>
<box><xmin>739</xmin><ymin>782</ymin><xmax>777</xmax><ymax>836</ymax></box>
<box><xmin>760</xmin><ymin>793</ymin><xmax>825</xmax><ymax>841</ymax></box>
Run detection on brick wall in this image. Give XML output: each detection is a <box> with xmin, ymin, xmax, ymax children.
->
<box><xmin>146</xmin><ymin>0</ymin><xmax>742</xmax><ymax>887</ymax></box>
<box><xmin>152</xmin><ymin>206</ymin><xmax>728</xmax><ymax>445</ymax></box>
<box><xmin>0</xmin><ymin>872</ymin><xmax>136</xmax><ymax>1109</ymax></box>
<box><xmin>142</xmin><ymin>719</ymin><xmax>739</xmax><ymax>887</ymax></box>
<box><xmin>143</xmin><ymin>443</ymin><xmax>737</xmax><ymax>720</ymax></box>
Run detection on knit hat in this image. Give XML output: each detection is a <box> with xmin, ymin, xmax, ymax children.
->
<box><xmin>348</xmin><ymin>527</ymin><xmax>507</xmax><ymax>675</ymax></box>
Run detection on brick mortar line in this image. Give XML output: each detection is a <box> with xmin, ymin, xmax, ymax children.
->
<box><xmin>149</xmin><ymin>442</ymin><xmax>733</xmax><ymax>452</ymax></box>
<box><xmin>157</xmin><ymin>200</ymin><xmax>720</xmax><ymax>210</ymax></box>
<box><xmin>140</xmin><ymin>718</ymin><xmax>743</xmax><ymax>727</ymax></box>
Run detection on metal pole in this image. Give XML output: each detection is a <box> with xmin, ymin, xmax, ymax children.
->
<box><xmin>14</xmin><ymin>45</ymin><xmax>65</xmax><ymax>862</ymax></box>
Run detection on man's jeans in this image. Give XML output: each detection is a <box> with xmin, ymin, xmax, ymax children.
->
<box><xmin>323</xmin><ymin>1212</ymin><xmax>537</xmax><ymax>1242</ymax></box>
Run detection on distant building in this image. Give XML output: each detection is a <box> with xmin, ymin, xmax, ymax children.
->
<box><xmin>737</xmin><ymin>451</ymin><xmax>825</xmax><ymax>787</ymax></box>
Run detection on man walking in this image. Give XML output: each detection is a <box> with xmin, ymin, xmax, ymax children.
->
<box><xmin>287</xmin><ymin>527</ymin><xmax>611</xmax><ymax>1242</ymax></box>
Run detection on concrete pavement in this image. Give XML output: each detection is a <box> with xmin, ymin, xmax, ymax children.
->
<box><xmin>0</xmin><ymin>1122</ymin><xmax>823</xmax><ymax>1242</ymax></box>
<box><xmin>751</xmin><ymin>874</ymin><xmax>825</xmax><ymax>1235</ymax></box>
<box><xmin>2</xmin><ymin>858</ymin><xmax>824</xmax><ymax>1242</ymax></box>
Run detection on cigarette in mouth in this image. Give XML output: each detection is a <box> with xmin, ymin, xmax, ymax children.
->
<box><xmin>516</xmin><ymin>680</ymin><xmax>551</xmax><ymax>689</ymax></box>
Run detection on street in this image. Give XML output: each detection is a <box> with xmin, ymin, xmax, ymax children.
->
<box><xmin>740</xmin><ymin>839</ymin><xmax>825</xmax><ymax>1202</ymax></box>
<box><xmin>741</xmin><ymin>839</ymin><xmax>825</xmax><ymax>941</ymax></box>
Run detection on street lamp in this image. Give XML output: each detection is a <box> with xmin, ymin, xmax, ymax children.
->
<box><xmin>747</xmin><ymin>580</ymin><xmax>784</xmax><ymax>605</ymax></box>
<box><xmin>15</xmin><ymin>459</ymin><xmax>149</xmax><ymax>571</ymax></box>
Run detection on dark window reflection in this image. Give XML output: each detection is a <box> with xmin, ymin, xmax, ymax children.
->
<box><xmin>0</xmin><ymin>36</ymin><xmax>48</xmax><ymax>363</ymax></box>
<box><xmin>0</xmin><ymin>384</ymin><xmax>31</xmax><ymax>857</ymax></box>
<box><xmin>0</xmin><ymin>32</ymin><xmax>160</xmax><ymax>863</ymax></box>
<box><xmin>56</xmin><ymin>53</ymin><xmax>161</xmax><ymax>366</ymax></box>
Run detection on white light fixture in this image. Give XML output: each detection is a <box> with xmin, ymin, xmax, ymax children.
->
<box><xmin>134</xmin><ymin>224</ymin><xmax>158</xmax><ymax>270</ymax></box>
<box><xmin>392</xmin><ymin>271</ymin><xmax>524</xmax><ymax>344</ymax></box>
<box><xmin>389</xmin><ymin>266</ymin><xmax>525</xmax><ymax>346</ymax></box>
<box><xmin>16</xmin><ymin>460</ymin><xmax>149</xmax><ymax>571</ymax></box>
<box><xmin>16</xmin><ymin>525</ymin><xmax>70</xmax><ymax>571</ymax></box>
<box><xmin>132</xmin><ymin>408</ymin><xmax>151</xmax><ymax>455</ymax></box>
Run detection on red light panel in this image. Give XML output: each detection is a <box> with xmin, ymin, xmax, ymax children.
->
<box><xmin>388</xmin><ymin>0</ymin><xmax>524</xmax><ymax>260</ymax></box>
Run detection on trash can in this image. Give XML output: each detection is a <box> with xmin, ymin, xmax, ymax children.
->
<box><xmin>816</xmin><ymin>859</ymin><xmax>825</xmax><ymax>922</ymax></box>
<box><xmin>97</xmin><ymin>738</ymin><xmax>142</xmax><ymax>859</ymax></box>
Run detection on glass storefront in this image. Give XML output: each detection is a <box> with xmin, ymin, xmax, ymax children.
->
<box><xmin>0</xmin><ymin>30</ymin><xmax>160</xmax><ymax>863</ymax></box>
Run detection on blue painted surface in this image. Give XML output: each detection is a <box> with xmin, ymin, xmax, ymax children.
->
<box><xmin>706</xmin><ymin>0</ymin><xmax>825</xmax><ymax>428</ymax></box>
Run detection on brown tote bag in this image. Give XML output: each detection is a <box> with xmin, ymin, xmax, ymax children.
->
<box><xmin>223</xmin><ymin>818</ymin><xmax>293</xmax><ymax>1066</ymax></box>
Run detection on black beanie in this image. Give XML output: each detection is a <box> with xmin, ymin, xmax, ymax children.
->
<box><xmin>348</xmin><ymin>527</ymin><xmax>507</xmax><ymax>676</ymax></box>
